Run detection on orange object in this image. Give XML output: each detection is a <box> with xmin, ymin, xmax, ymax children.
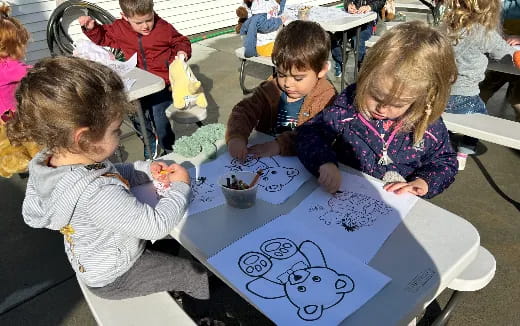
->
<box><xmin>248</xmin><ymin>169</ymin><xmax>263</xmax><ymax>188</ymax></box>
<box><xmin>159</xmin><ymin>170</ymin><xmax>169</xmax><ymax>175</ymax></box>
<box><xmin>513</xmin><ymin>51</ymin><xmax>520</xmax><ymax>68</ymax></box>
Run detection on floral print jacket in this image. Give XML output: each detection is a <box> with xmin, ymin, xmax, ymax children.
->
<box><xmin>296</xmin><ymin>85</ymin><xmax>458</xmax><ymax>198</ymax></box>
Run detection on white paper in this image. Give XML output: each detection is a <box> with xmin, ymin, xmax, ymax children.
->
<box><xmin>123</xmin><ymin>78</ymin><xmax>136</xmax><ymax>92</ymax></box>
<box><xmin>105</xmin><ymin>53</ymin><xmax>137</xmax><ymax>77</ymax></box>
<box><xmin>73</xmin><ymin>39</ymin><xmax>137</xmax><ymax>77</ymax></box>
<box><xmin>214</xmin><ymin>153</ymin><xmax>313</xmax><ymax>204</ymax></box>
<box><xmin>286</xmin><ymin>171</ymin><xmax>418</xmax><ymax>263</ymax></box>
<box><xmin>284</xmin><ymin>4</ymin><xmax>373</xmax><ymax>23</ymax></box>
<box><xmin>208</xmin><ymin>213</ymin><xmax>390</xmax><ymax>325</ymax></box>
<box><xmin>185</xmin><ymin>166</ymin><xmax>226</xmax><ymax>216</ymax></box>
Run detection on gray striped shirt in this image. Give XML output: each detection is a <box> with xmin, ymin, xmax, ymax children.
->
<box><xmin>23</xmin><ymin>152</ymin><xmax>191</xmax><ymax>287</ymax></box>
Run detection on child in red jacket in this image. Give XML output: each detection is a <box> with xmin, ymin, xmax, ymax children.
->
<box><xmin>79</xmin><ymin>0</ymin><xmax>191</xmax><ymax>159</ymax></box>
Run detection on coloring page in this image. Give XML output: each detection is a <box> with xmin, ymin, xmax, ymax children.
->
<box><xmin>215</xmin><ymin>153</ymin><xmax>312</xmax><ymax>204</ymax></box>
<box><xmin>208</xmin><ymin>214</ymin><xmax>390</xmax><ymax>325</ymax></box>
<box><xmin>185</xmin><ymin>166</ymin><xmax>226</xmax><ymax>215</ymax></box>
<box><xmin>285</xmin><ymin>4</ymin><xmax>373</xmax><ymax>22</ymax></box>
<box><xmin>129</xmin><ymin>168</ymin><xmax>226</xmax><ymax>216</ymax></box>
<box><xmin>287</xmin><ymin>171</ymin><xmax>419</xmax><ymax>263</ymax></box>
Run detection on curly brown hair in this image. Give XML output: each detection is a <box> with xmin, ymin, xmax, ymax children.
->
<box><xmin>443</xmin><ymin>0</ymin><xmax>502</xmax><ymax>42</ymax></box>
<box><xmin>272</xmin><ymin>20</ymin><xmax>331</xmax><ymax>75</ymax></box>
<box><xmin>356</xmin><ymin>21</ymin><xmax>457</xmax><ymax>144</ymax></box>
<box><xmin>0</xmin><ymin>3</ymin><xmax>30</xmax><ymax>60</ymax></box>
<box><xmin>7</xmin><ymin>56</ymin><xmax>133</xmax><ymax>154</ymax></box>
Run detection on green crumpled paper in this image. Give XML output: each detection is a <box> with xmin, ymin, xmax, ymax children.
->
<box><xmin>173</xmin><ymin>123</ymin><xmax>226</xmax><ymax>158</ymax></box>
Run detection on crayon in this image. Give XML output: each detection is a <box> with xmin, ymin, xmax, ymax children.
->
<box><xmin>248</xmin><ymin>169</ymin><xmax>263</xmax><ymax>188</ymax></box>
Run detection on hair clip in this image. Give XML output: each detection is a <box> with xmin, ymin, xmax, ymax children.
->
<box><xmin>425</xmin><ymin>103</ymin><xmax>432</xmax><ymax>116</ymax></box>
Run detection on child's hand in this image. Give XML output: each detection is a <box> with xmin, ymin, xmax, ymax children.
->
<box><xmin>506</xmin><ymin>36</ymin><xmax>520</xmax><ymax>46</ymax></box>
<box><xmin>166</xmin><ymin>164</ymin><xmax>190</xmax><ymax>185</ymax></box>
<box><xmin>347</xmin><ymin>3</ymin><xmax>358</xmax><ymax>13</ymax></box>
<box><xmin>78</xmin><ymin>16</ymin><xmax>95</xmax><ymax>30</ymax></box>
<box><xmin>228</xmin><ymin>138</ymin><xmax>248</xmax><ymax>161</ymax></box>
<box><xmin>318</xmin><ymin>163</ymin><xmax>342</xmax><ymax>193</ymax></box>
<box><xmin>150</xmin><ymin>161</ymin><xmax>171</xmax><ymax>184</ymax></box>
<box><xmin>177</xmin><ymin>51</ymin><xmax>187</xmax><ymax>61</ymax></box>
<box><xmin>248</xmin><ymin>140</ymin><xmax>280</xmax><ymax>158</ymax></box>
<box><xmin>281</xmin><ymin>16</ymin><xmax>288</xmax><ymax>24</ymax></box>
<box><xmin>383</xmin><ymin>178</ymin><xmax>429</xmax><ymax>196</ymax></box>
<box><xmin>357</xmin><ymin>5</ymin><xmax>372</xmax><ymax>13</ymax></box>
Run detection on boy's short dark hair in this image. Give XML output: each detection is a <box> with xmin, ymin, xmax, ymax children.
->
<box><xmin>272</xmin><ymin>20</ymin><xmax>330</xmax><ymax>74</ymax></box>
<box><xmin>119</xmin><ymin>0</ymin><xmax>154</xmax><ymax>17</ymax></box>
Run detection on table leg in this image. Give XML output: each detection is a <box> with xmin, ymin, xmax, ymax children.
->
<box><xmin>354</xmin><ymin>25</ymin><xmax>361</xmax><ymax>81</ymax></box>
<box><xmin>341</xmin><ymin>31</ymin><xmax>348</xmax><ymax>91</ymax></box>
<box><xmin>431</xmin><ymin>290</ymin><xmax>464</xmax><ymax>326</ymax></box>
<box><xmin>132</xmin><ymin>100</ymin><xmax>152</xmax><ymax>160</ymax></box>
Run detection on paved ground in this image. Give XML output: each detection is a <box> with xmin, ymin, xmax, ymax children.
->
<box><xmin>0</xmin><ymin>31</ymin><xmax>518</xmax><ymax>326</ymax></box>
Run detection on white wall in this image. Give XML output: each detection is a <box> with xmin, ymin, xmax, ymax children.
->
<box><xmin>9</xmin><ymin>0</ymin><xmax>338</xmax><ymax>64</ymax></box>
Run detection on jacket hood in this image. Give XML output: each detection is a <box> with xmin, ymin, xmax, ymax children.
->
<box><xmin>23</xmin><ymin>152</ymin><xmax>110</xmax><ymax>230</ymax></box>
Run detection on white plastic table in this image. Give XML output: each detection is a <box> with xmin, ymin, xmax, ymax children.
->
<box><xmin>286</xmin><ymin>6</ymin><xmax>377</xmax><ymax>89</ymax></box>
<box><xmin>162</xmin><ymin>132</ymin><xmax>480</xmax><ymax>325</ymax></box>
<box><xmin>125</xmin><ymin>67</ymin><xmax>165</xmax><ymax>157</ymax></box>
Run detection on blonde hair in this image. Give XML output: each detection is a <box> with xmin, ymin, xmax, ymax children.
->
<box><xmin>443</xmin><ymin>0</ymin><xmax>502</xmax><ymax>41</ymax></box>
<box><xmin>356</xmin><ymin>21</ymin><xmax>457</xmax><ymax>143</ymax></box>
<box><xmin>119</xmin><ymin>0</ymin><xmax>154</xmax><ymax>17</ymax></box>
<box><xmin>0</xmin><ymin>3</ymin><xmax>30</xmax><ymax>60</ymax></box>
<box><xmin>7</xmin><ymin>56</ymin><xmax>133</xmax><ymax>154</ymax></box>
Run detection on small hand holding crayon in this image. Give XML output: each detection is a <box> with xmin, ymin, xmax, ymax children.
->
<box><xmin>150</xmin><ymin>162</ymin><xmax>190</xmax><ymax>197</ymax></box>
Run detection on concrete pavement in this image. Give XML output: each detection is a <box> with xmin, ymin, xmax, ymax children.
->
<box><xmin>0</xmin><ymin>32</ymin><xmax>518</xmax><ymax>326</ymax></box>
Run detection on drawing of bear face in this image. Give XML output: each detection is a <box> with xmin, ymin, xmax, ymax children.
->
<box><xmin>260</xmin><ymin>167</ymin><xmax>299</xmax><ymax>192</ymax></box>
<box><xmin>239</xmin><ymin>239</ymin><xmax>355</xmax><ymax>321</ymax></box>
<box><xmin>285</xmin><ymin>267</ymin><xmax>354</xmax><ymax>321</ymax></box>
<box><xmin>225</xmin><ymin>157</ymin><xmax>300</xmax><ymax>192</ymax></box>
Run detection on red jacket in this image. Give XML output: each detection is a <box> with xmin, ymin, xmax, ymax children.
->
<box><xmin>84</xmin><ymin>14</ymin><xmax>191</xmax><ymax>84</ymax></box>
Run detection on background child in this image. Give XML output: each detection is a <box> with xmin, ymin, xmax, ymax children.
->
<box><xmin>0</xmin><ymin>3</ymin><xmax>40</xmax><ymax>178</ymax></box>
<box><xmin>226</xmin><ymin>20</ymin><xmax>337</xmax><ymax>161</ymax></box>
<box><xmin>442</xmin><ymin>0</ymin><xmax>520</xmax><ymax>169</ymax></box>
<box><xmin>296</xmin><ymin>21</ymin><xmax>459</xmax><ymax>199</ymax></box>
<box><xmin>480</xmin><ymin>35</ymin><xmax>520</xmax><ymax>122</ymax></box>
<box><xmin>479</xmin><ymin>0</ymin><xmax>520</xmax><ymax>122</ymax></box>
<box><xmin>240</xmin><ymin>0</ymin><xmax>287</xmax><ymax>57</ymax></box>
<box><xmin>7</xmin><ymin>56</ymin><xmax>209</xmax><ymax>300</ymax></box>
<box><xmin>330</xmin><ymin>0</ymin><xmax>384</xmax><ymax>77</ymax></box>
<box><xmin>79</xmin><ymin>0</ymin><xmax>192</xmax><ymax>159</ymax></box>
<box><xmin>0</xmin><ymin>2</ymin><xmax>30</xmax><ymax>119</ymax></box>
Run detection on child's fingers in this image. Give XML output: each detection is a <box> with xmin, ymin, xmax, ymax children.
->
<box><xmin>383</xmin><ymin>182</ymin><xmax>407</xmax><ymax>193</ymax></box>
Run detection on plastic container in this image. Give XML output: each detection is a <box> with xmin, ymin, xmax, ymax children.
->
<box><xmin>219</xmin><ymin>171</ymin><xmax>259</xmax><ymax>209</ymax></box>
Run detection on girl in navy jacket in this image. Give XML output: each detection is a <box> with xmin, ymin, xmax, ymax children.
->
<box><xmin>296</xmin><ymin>21</ymin><xmax>459</xmax><ymax>199</ymax></box>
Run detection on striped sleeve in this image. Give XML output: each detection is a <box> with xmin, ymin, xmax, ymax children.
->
<box><xmin>87</xmin><ymin>180</ymin><xmax>191</xmax><ymax>240</ymax></box>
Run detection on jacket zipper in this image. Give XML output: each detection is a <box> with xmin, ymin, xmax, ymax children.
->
<box><xmin>138</xmin><ymin>35</ymin><xmax>148</xmax><ymax>71</ymax></box>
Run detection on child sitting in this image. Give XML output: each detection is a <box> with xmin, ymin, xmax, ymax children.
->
<box><xmin>0</xmin><ymin>3</ymin><xmax>40</xmax><ymax>178</ymax></box>
<box><xmin>296</xmin><ymin>21</ymin><xmax>459</xmax><ymax>199</ymax></box>
<box><xmin>0</xmin><ymin>2</ymin><xmax>30</xmax><ymax>119</ymax></box>
<box><xmin>226</xmin><ymin>20</ymin><xmax>337</xmax><ymax>160</ymax></box>
<box><xmin>240</xmin><ymin>0</ymin><xmax>287</xmax><ymax>57</ymax></box>
<box><xmin>442</xmin><ymin>0</ymin><xmax>520</xmax><ymax>169</ymax></box>
<box><xmin>79</xmin><ymin>0</ymin><xmax>192</xmax><ymax>159</ymax></box>
<box><xmin>7</xmin><ymin>56</ymin><xmax>209</xmax><ymax>300</ymax></box>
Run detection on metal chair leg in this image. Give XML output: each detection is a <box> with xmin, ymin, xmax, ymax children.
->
<box><xmin>431</xmin><ymin>291</ymin><xmax>465</xmax><ymax>326</ymax></box>
<box><xmin>239</xmin><ymin>59</ymin><xmax>255</xmax><ymax>95</ymax></box>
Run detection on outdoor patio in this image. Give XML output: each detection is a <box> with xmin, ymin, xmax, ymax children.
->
<box><xmin>0</xmin><ymin>32</ymin><xmax>519</xmax><ymax>325</ymax></box>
